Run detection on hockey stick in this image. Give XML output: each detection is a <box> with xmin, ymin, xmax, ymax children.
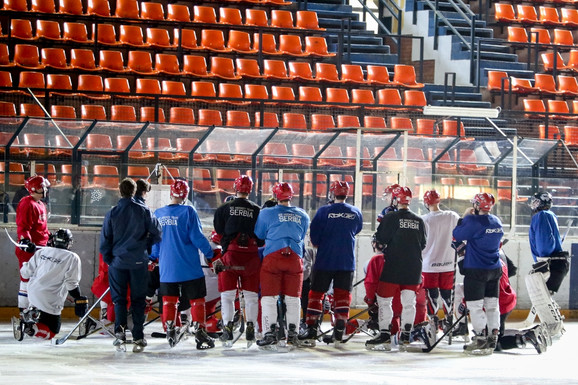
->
<box><xmin>446</xmin><ymin>248</ymin><xmax>459</xmax><ymax>345</ymax></box>
<box><xmin>230</xmin><ymin>277</ymin><xmax>246</xmax><ymax>347</ymax></box>
<box><xmin>405</xmin><ymin>312</ymin><xmax>467</xmax><ymax>353</ymax></box>
<box><xmin>316</xmin><ymin>304</ymin><xmax>376</xmax><ymax>340</ymax></box>
<box><xmin>561</xmin><ymin>219</ymin><xmax>572</xmax><ymax>244</ymax></box>
<box><xmin>73</xmin><ymin>315</ymin><xmax>116</xmax><ymax>340</ymax></box>
<box><xmin>201</xmin><ymin>265</ymin><xmax>245</xmax><ymax>271</ymax></box>
<box><xmin>51</xmin><ymin>287</ymin><xmax>111</xmax><ymax>345</ymax></box>
<box><xmin>4</xmin><ymin>228</ymin><xmax>46</xmax><ymax>250</ymax></box>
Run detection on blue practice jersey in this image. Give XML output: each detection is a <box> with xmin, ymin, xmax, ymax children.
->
<box><xmin>453</xmin><ymin>214</ymin><xmax>503</xmax><ymax>270</ymax></box>
<box><xmin>310</xmin><ymin>202</ymin><xmax>363</xmax><ymax>271</ymax></box>
<box><xmin>254</xmin><ymin>204</ymin><xmax>310</xmax><ymax>258</ymax></box>
<box><xmin>529</xmin><ymin>210</ymin><xmax>563</xmax><ymax>261</ymax></box>
<box><xmin>151</xmin><ymin>204</ymin><xmax>213</xmax><ymax>283</ymax></box>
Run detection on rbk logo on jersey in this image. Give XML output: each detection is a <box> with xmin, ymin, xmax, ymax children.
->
<box><xmin>328</xmin><ymin>213</ymin><xmax>357</xmax><ymax>220</ymax></box>
<box><xmin>485</xmin><ymin>228</ymin><xmax>503</xmax><ymax>234</ymax></box>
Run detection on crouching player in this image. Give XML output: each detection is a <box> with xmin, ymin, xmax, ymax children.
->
<box><xmin>13</xmin><ymin>229</ymin><xmax>89</xmax><ymax>341</ymax></box>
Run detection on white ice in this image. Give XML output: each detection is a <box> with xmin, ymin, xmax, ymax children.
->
<box><xmin>0</xmin><ymin>320</ymin><xmax>576</xmax><ymax>385</ymax></box>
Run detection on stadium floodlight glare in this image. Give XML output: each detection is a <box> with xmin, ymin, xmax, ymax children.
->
<box><xmin>423</xmin><ymin>105</ymin><xmax>501</xmax><ymax>118</ymax></box>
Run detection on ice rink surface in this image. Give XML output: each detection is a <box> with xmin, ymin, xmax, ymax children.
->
<box><xmin>0</xmin><ymin>320</ymin><xmax>576</xmax><ymax>385</ymax></box>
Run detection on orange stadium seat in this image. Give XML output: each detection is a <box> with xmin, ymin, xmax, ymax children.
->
<box><xmin>279</xmin><ymin>35</ymin><xmax>308</xmax><ymax>56</ymax></box>
<box><xmin>561</xmin><ymin>8</ymin><xmax>578</xmax><ymax>27</ymax></box>
<box><xmin>115</xmin><ymin>0</ymin><xmax>139</xmax><ymax>19</ymax></box>
<box><xmin>377</xmin><ymin>88</ymin><xmax>403</xmax><ymax>109</ymax></box>
<box><xmin>162</xmin><ymin>80</ymin><xmax>187</xmax><ymax>100</ymax></box>
<box><xmin>495</xmin><ymin>3</ymin><xmax>516</xmax><ymax>23</ymax></box>
<box><xmin>529</xmin><ymin>28</ymin><xmax>551</xmax><ymax>45</ymax></box>
<box><xmin>246</xmin><ymin>9</ymin><xmax>268</xmax><ymax>27</ymax></box>
<box><xmin>14</xmin><ymin>44</ymin><xmax>43</xmax><ymax>68</ymax></box>
<box><xmin>93</xmin><ymin>165</ymin><xmax>119</xmax><ymax>188</ymax></box>
<box><xmin>517</xmin><ymin>5</ymin><xmax>538</xmax><ymax>24</ymax></box>
<box><xmin>183</xmin><ymin>55</ymin><xmax>211</xmax><ymax>77</ymax></box>
<box><xmin>442</xmin><ymin>119</ymin><xmax>465</xmax><ymax>136</ymax></box>
<box><xmin>46</xmin><ymin>74</ymin><xmax>72</xmax><ymax>95</ymax></box>
<box><xmin>41</xmin><ymin>48</ymin><xmax>69</xmax><ymax>69</ymax></box>
<box><xmin>271</xmin><ymin>10</ymin><xmax>294</xmax><ymax>28</ymax></box>
<box><xmin>36</xmin><ymin>20</ymin><xmax>61</xmax><ymax>40</ymax></box>
<box><xmin>51</xmin><ymin>105</ymin><xmax>76</xmax><ymax>119</ymax></box>
<box><xmin>87</xmin><ymin>0</ymin><xmax>110</xmax><ymax>16</ymax></box>
<box><xmin>226</xmin><ymin>110</ymin><xmax>251</xmax><ymax>127</ymax></box>
<box><xmin>11</xmin><ymin>19</ymin><xmax>34</xmax><ymax>40</ymax></box>
<box><xmin>96</xmin><ymin>24</ymin><xmax>119</xmax><ymax>46</ymax></box>
<box><xmin>120</xmin><ymin>25</ymin><xmax>146</xmax><ymax>47</ymax></box>
<box><xmin>136</xmin><ymin>78</ymin><xmax>161</xmax><ymax>98</ymax></box>
<box><xmin>367</xmin><ymin>65</ymin><xmax>391</xmax><ymax>85</ymax></box>
<box><xmin>299</xmin><ymin>86</ymin><xmax>323</xmax><ymax>103</ymax></box>
<box><xmin>487</xmin><ymin>70</ymin><xmax>510</xmax><ymax>92</ymax></box>
<box><xmin>252</xmin><ymin>33</ymin><xmax>280</xmax><ymax>54</ymax></box>
<box><xmin>156</xmin><ymin>54</ymin><xmax>180</xmax><ymax>75</ymax></box>
<box><xmin>263</xmin><ymin>60</ymin><xmax>288</xmax><ymax>79</ymax></box>
<box><xmin>194</xmin><ymin>5</ymin><xmax>217</xmax><ymax>24</ymax></box>
<box><xmin>558</xmin><ymin>75</ymin><xmax>578</xmax><ymax>97</ymax></box>
<box><xmin>311</xmin><ymin>114</ymin><xmax>335</xmax><ymax>131</ymax></box>
<box><xmin>219</xmin><ymin>8</ymin><xmax>243</xmax><ymax>25</ymax></box>
<box><xmin>228</xmin><ymin>30</ymin><xmax>257</xmax><ymax>53</ymax></box>
<box><xmin>245</xmin><ymin>84</ymin><xmax>269</xmax><ymax>102</ymax></box>
<box><xmin>77</xmin><ymin>74</ymin><xmax>108</xmax><ymax>99</ymax></box>
<box><xmin>283</xmin><ymin>113</ymin><xmax>307</xmax><ymax>130</ymax></box>
<box><xmin>393</xmin><ymin>65</ymin><xmax>424</xmax><ymax>88</ymax></box>
<box><xmin>111</xmin><ymin>105</ymin><xmax>136</xmax><ymax>122</ymax></box>
<box><xmin>364</xmin><ymin>116</ymin><xmax>387</xmax><ymax>128</ymax></box>
<box><xmin>59</xmin><ymin>0</ymin><xmax>83</xmax><ymax>15</ymax></box>
<box><xmin>219</xmin><ymin>83</ymin><xmax>246</xmax><ymax>105</ymax></box>
<box><xmin>553</xmin><ymin>29</ymin><xmax>574</xmax><ymax>47</ymax></box>
<box><xmin>390</xmin><ymin>117</ymin><xmax>413</xmax><ymax>131</ymax></box>
<box><xmin>255</xmin><ymin>112</ymin><xmax>279</xmax><ymax>128</ymax></box>
<box><xmin>210</xmin><ymin>57</ymin><xmax>240</xmax><ymax>80</ymax></box>
<box><xmin>175</xmin><ymin>29</ymin><xmax>200</xmax><ymax>50</ymax></box>
<box><xmin>140</xmin><ymin>107</ymin><xmax>165</xmax><ymax>123</ymax></box>
<box><xmin>18</xmin><ymin>71</ymin><xmax>45</xmax><ymax>95</ymax></box>
<box><xmin>167</xmin><ymin>4</ymin><xmax>191</xmax><ymax>22</ymax></box>
<box><xmin>351</xmin><ymin>89</ymin><xmax>376</xmax><ymax>106</ymax></box>
<box><xmin>63</xmin><ymin>22</ymin><xmax>91</xmax><ymax>43</ymax></box>
<box><xmin>197</xmin><ymin>109</ymin><xmax>223</xmax><ymax>126</ymax></box>
<box><xmin>326</xmin><ymin>88</ymin><xmax>352</xmax><ymax>108</ymax></box>
<box><xmin>147</xmin><ymin>28</ymin><xmax>173</xmax><ymax>48</ymax></box>
<box><xmin>169</xmin><ymin>107</ymin><xmax>194</xmax><ymax>125</ymax></box>
<box><xmin>141</xmin><ymin>2</ymin><xmax>164</xmax><ymax>20</ymax></box>
<box><xmin>82</xmin><ymin>105</ymin><xmax>107</xmax><ymax>121</ymax></box>
<box><xmin>337</xmin><ymin>115</ymin><xmax>361</xmax><ymax>128</ymax></box>
<box><xmin>3</xmin><ymin>0</ymin><xmax>28</xmax><ymax>11</ymax></box>
<box><xmin>416</xmin><ymin>118</ymin><xmax>437</xmax><ymax>135</ymax></box>
<box><xmin>200</xmin><ymin>30</ymin><xmax>230</xmax><ymax>52</ymax></box>
<box><xmin>128</xmin><ymin>51</ymin><xmax>156</xmax><ymax>74</ymax></box>
<box><xmin>31</xmin><ymin>0</ymin><xmax>55</xmax><ymax>13</ymax></box>
<box><xmin>534</xmin><ymin>74</ymin><xmax>561</xmax><ymax>96</ymax></box>
<box><xmin>511</xmin><ymin>77</ymin><xmax>537</xmax><ymax>94</ymax></box>
<box><xmin>71</xmin><ymin>49</ymin><xmax>97</xmax><ymax>71</ymax></box>
<box><xmin>507</xmin><ymin>26</ymin><xmax>528</xmax><ymax>44</ymax></box>
<box><xmin>99</xmin><ymin>50</ymin><xmax>127</xmax><ymax>72</ymax></box>
<box><xmin>305</xmin><ymin>36</ymin><xmax>334</xmax><ymax>57</ymax></box>
<box><xmin>539</xmin><ymin>124</ymin><xmax>560</xmax><ymax>140</ymax></box>
<box><xmin>341</xmin><ymin>64</ymin><xmax>365</xmax><ymax>83</ymax></box>
<box><xmin>296</xmin><ymin>11</ymin><xmax>323</xmax><ymax>30</ymax></box>
<box><xmin>191</xmin><ymin>81</ymin><xmax>217</xmax><ymax>102</ymax></box>
<box><xmin>20</xmin><ymin>103</ymin><xmax>45</xmax><ymax>117</ymax></box>
<box><xmin>237</xmin><ymin>58</ymin><xmax>262</xmax><ymax>79</ymax></box>
<box><xmin>539</xmin><ymin>6</ymin><xmax>560</xmax><ymax>26</ymax></box>
<box><xmin>271</xmin><ymin>86</ymin><xmax>296</xmax><ymax>104</ymax></box>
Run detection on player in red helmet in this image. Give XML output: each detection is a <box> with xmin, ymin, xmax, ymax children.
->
<box><xmin>301</xmin><ymin>180</ymin><xmax>363</xmax><ymax>346</ymax></box>
<box><xmin>254</xmin><ymin>182</ymin><xmax>310</xmax><ymax>349</ymax></box>
<box><xmin>151</xmin><ymin>179</ymin><xmax>215</xmax><ymax>350</ymax></box>
<box><xmin>213</xmin><ymin>174</ymin><xmax>263</xmax><ymax>347</ymax></box>
<box><xmin>15</xmin><ymin>175</ymin><xmax>51</xmax><ymax>311</ymax></box>
<box><xmin>367</xmin><ymin>186</ymin><xmax>427</xmax><ymax>351</ymax></box>
<box><xmin>421</xmin><ymin>190</ymin><xmax>460</xmax><ymax>333</ymax></box>
<box><xmin>453</xmin><ymin>192</ymin><xmax>503</xmax><ymax>355</ymax></box>
<box><xmin>377</xmin><ymin>183</ymin><xmax>401</xmax><ymax>222</ymax></box>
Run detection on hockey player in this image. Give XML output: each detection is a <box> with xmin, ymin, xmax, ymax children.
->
<box><xmin>15</xmin><ymin>175</ymin><xmax>51</xmax><ymax>310</ymax></box>
<box><xmin>100</xmin><ymin>178</ymin><xmax>162</xmax><ymax>353</ymax></box>
<box><xmin>151</xmin><ymin>179</ymin><xmax>215</xmax><ymax>350</ymax></box>
<box><xmin>301</xmin><ymin>181</ymin><xmax>363</xmax><ymax>346</ymax></box>
<box><xmin>366</xmin><ymin>186</ymin><xmax>427</xmax><ymax>351</ymax></box>
<box><xmin>254</xmin><ymin>182</ymin><xmax>310</xmax><ymax>349</ymax></box>
<box><xmin>213</xmin><ymin>175</ymin><xmax>263</xmax><ymax>346</ymax></box>
<box><xmin>13</xmin><ymin>229</ymin><xmax>89</xmax><ymax>341</ymax></box>
<box><xmin>453</xmin><ymin>192</ymin><xmax>503</xmax><ymax>355</ymax></box>
<box><xmin>421</xmin><ymin>190</ymin><xmax>460</xmax><ymax>331</ymax></box>
<box><xmin>377</xmin><ymin>184</ymin><xmax>400</xmax><ymax>222</ymax></box>
<box><xmin>526</xmin><ymin>191</ymin><xmax>568</xmax><ymax>336</ymax></box>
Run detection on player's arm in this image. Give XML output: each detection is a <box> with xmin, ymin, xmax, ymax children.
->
<box><xmin>99</xmin><ymin>212</ymin><xmax>114</xmax><ymax>264</ymax></box>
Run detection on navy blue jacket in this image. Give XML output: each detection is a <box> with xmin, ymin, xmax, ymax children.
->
<box><xmin>100</xmin><ymin>197</ymin><xmax>162</xmax><ymax>269</ymax></box>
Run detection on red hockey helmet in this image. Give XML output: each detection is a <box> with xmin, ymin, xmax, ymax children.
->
<box><xmin>25</xmin><ymin>175</ymin><xmax>50</xmax><ymax>194</ymax></box>
<box><xmin>391</xmin><ymin>185</ymin><xmax>412</xmax><ymax>205</ymax></box>
<box><xmin>272</xmin><ymin>182</ymin><xmax>294</xmax><ymax>201</ymax></box>
<box><xmin>234</xmin><ymin>175</ymin><xmax>253</xmax><ymax>194</ymax></box>
<box><xmin>330</xmin><ymin>180</ymin><xmax>349</xmax><ymax>197</ymax></box>
<box><xmin>472</xmin><ymin>192</ymin><xmax>495</xmax><ymax>211</ymax></box>
<box><xmin>170</xmin><ymin>179</ymin><xmax>190</xmax><ymax>199</ymax></box>
<box><xmin>423</xmin><ymin>190</ymin><xmax>441</xmax><ymax>206</ymax></box>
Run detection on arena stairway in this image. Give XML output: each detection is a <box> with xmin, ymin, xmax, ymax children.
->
<box><xmin>296</xmin><ymin>0</ymin><xmax>398</xmax><ymax>65</ymax></box>
<box><xmin>407</xmin><ymin>0</ymin><xmax>534</xmax><ymax>86</ymax></box>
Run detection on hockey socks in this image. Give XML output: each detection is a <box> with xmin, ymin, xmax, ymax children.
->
<box><xmin>305</xmin><ymin>290</ymin><xmax>324</xmax><ymax>326</ymax></box>
<box><xmin>162</xmin><ymin>296</ymin><xmax>180</xmax><ymax>330</ymax></box>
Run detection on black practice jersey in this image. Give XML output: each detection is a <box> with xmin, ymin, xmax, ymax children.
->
<box><xmin>213</xmin><ymin>197</ymin><xmax>263</xmax><ymax>252</ymax></box>
<box><xmin>376</xmin><ymin>208</ymin><xmax>427</xmax><ymax>285</ymax></box>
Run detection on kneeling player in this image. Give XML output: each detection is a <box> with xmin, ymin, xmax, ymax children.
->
<box><xmin>13</xmin><ymin>229</ymin><xmax>89</xmax><ymax>341</ymax></box>
<box><xmin>151</xmin><ymin>180</ymin><xmax>216</xmax><ymax>349</ymax></box>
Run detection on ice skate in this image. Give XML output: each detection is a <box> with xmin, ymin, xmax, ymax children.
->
<box><xmin>523</xmin><ymin>325</ymin><xmax>547</xmax><ymax>354</ymax></box>
<box><xmin>284</xmin><ymin>324</ymin><xmax>299</xmax><ymax>350</ymax></box>
<box><xmin>113</xmin><ymin>329</ymin><xmax>127</xmax><ymax>352</ymax></box>
<box><xmin>166</xmin><ymin>321</ymin><xmax>178</xmax><ymax>348</ymax></box>
<box><xmin>452</xmin><ymin>322</ymin><xmax>470</xmax><ymax>342</ymax></box>
<box><xmin>487</xmin><ymin>329</ymin><xmax>499</xmax><ymax>351</ymax></box>
<box><xmin>398</xmin><ymin>324</ymin><xmax>412</xmax><ymax>352</ymax></box>
<box><xmin>245</xmin><ymin>321</ymin><xmax>256</xmax><ymax>348</ymax></box>
<box><xmin>538</xmin><ymin>323</ymin><xmax>552</xmax><ymax>347</ymax></box>
<box><xmin>257</xmin><ymin>325</ymin><xmax>279</xmax><ymax>351</ymax></box>
<box><xmin>323</xmin><ymin>320</ymin><xmax>345</xmax><ymax>347</ymax></box>
<box><xmin>365</xmin><ymin>330</ymin><xmax>392</xmax><ymax>351</ymax></box>
<box><xmin>220</xmin><ymin>321</ymin><xmax>234</xmax><ymax>348</ymax></box>
<box><xmin>463</xmin><ymin>332</ymin><xmax>492</xmax><ymax>355</ymax></box>
<box><xmin>79</xmin><ymin>317</ymin><xmax>98</xmax><ymax>338</ymax></box>
<box><xmin>12</xmin><ymin>316</ymin><xmax>24</xmax><ymax>341</ymax></box>
<box><xmin>297</xmin><ymin>325</ymin><xmax>318</xmax><ymax>348</ymax></box>
<box><xmin>411</xmin><ymin>322</ymin><xmax>436</xmax><ymax>350</ymax></box>
<box><xmin>132</xmin><ymin>339</ymin><xmax>147</xmax><ymax>353</ymax></box>
<box><xmin>195</xmin><ymin>327</ymin><xmax>215</xmax><ymax>350</ymax></box>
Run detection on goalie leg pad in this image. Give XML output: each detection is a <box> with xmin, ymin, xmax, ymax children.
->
<box><xmin>425</xmin><ymin>288</ymin><xmax>439</xmax><ymax>316</ymax></box>
<box><xmin>525</xmin><ymin>272</ymin><xmax>564</xmax><ymax>335</ymax></box>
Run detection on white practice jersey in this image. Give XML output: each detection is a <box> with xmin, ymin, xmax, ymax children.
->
<box><xmin>421</xmin><ymin>210</ymin><xmax>460</xmax><ymax>273</ymax></box>
<box><xmin>200</xmin><ymin>253</ymin><xmax>220</xmax><ymax>303</ymax></box>
<box><xmin>20</xmin><ymin>247</ymin><xmax>82</xmax><ymax>315</ymax></box>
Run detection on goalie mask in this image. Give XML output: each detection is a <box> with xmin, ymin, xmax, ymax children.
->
<box><xmin>528</xmin><ymin>191</ymin><xmax>552</xmax><ymax>212</ymax></box>
<box><xmin>49</xmin><ymin>228</ymin><xmax>73</xmax><ymax>250</ymax></box>
<box><xmin>382</xmin><ymin>183</ymin><xmax>400</xmax><ymax>207</ymax></box>
<box><xmin>25</xmin><ymin>175</ymin><xmax>50</xmax><ymax>196</ymax></box>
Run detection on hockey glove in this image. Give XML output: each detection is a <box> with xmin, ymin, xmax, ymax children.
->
<box><xmin>364</xmin><ymin>296</ymin><xmax>376</xmax><ymax>307</ymax></box>
<box><xmin>451</xmin><ymin>240</ymin><xmax>466</xmax><ymax>257</ymax></box>
<box><xmin>19</xmin><ymin>239</ymin><xmax>36</xmax><ymax>254</ymax></box>
<box><xmin>148</xmin><ymin>259</ymin><xmax>158</xmax><ymax>272</ymax></box>
<box><xmin>212</xmin><ymin>258</ymin><xmax>225</xmax><ymax>274</ymax></box>
<box><xmin>75</xmin><ymin>296</ymin><xmax>89</xmax><ymax>317</ymax></box>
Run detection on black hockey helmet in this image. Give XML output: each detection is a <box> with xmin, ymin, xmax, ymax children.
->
<box><xmin>528</xmin><ymin>191</ymin><xmax>552</xmax><ymax>212</ymax></box>
<box><xmin>49</xmin><ymin>228</ymin><xmax>73</xmax><ymax>249</ymax></box>
<box><xmin>371</xmin><ymin>232</ymin><xmax>385</xmax><ymax>252</ymax></box>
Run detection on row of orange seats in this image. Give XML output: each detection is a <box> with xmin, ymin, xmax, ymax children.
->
<box><xmin>495</xmin><ymin>3</ymin><xmax>578</xmax><ymax>27</ymax></box>
<box><xmin>523</xmin><ymin>97</ymin><xmax>578</xmax><ymax>117</ymax></box>
<box><xmin>1</xmin><ymin>0</ymin><xmax>293</xmax><ymax>19</ymax></box>
<box><xmin>507</xmin><ymin>26</ymin><xmax>576</xmax><ymax>47</ymax></box>
<box><xmin>540</xmin><ymin>51</ymin><xmax>578</xmax><ymax>72</ymax></box>
<box><xmin>487</xmin><ymin>70</ymin><xmax>578</xmax><ymax>96</ymax></box>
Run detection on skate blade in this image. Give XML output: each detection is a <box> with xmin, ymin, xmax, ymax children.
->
<box><xmin>222</xmin><ymin>340</ymin><xmax>233</xmax><ymax>348</ymax></box>
<box><xmin>197</xmin><ymin>342</ymin><xmax>215</xmax><ymax>350</ymax></box>
<box><xmin>365</xmin><ymin>343</ymin><xmax>391</xmax><ymax>352</ymax></box>
<box><xmin>115</xmin><ymin>344</ymin><xmax>127</xmax><ymax>352</ymax></box>
<box><xmin>297</xmin><ymin>339</ymin><xmax>316</xmax><ymax>348</ymax></box>
<box><xmin>398</xmin><ymin>343</ymin><xmax>410</xmax><ymax>352</ymax></box>
<box><xmin>257</xmin><ymin>344</ymin><xmax>278</xmax><ymax>352</ymax></box>
<box><xmin>463</xmin><ymin>348</ymin><xmax>493</xmax><ymax>356</ymax></box>
<box><xmin>133</xmin><ymin>345</ymin><xmax>145</xmax><ymax>353</ymax></box>
<box><xmin>247</xmin><ymin>340</ymin><xmax>254</xmax><ymax>348</ymax></box>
